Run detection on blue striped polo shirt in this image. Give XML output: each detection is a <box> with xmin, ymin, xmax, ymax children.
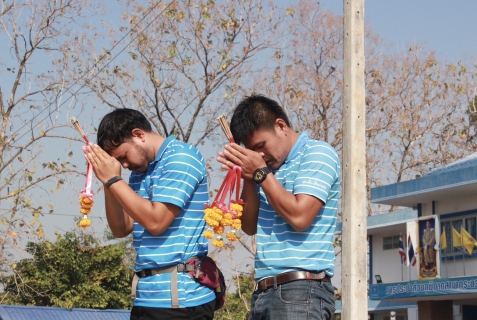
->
<box><xmin>128</xmin><ymin>136</ymin><xmax>215</xmax><ymax>308</ymax></box>
<box><xmin>254</xmin><ymin>132</ymin><xmax>341</xmax><ymax>281</ymax></box>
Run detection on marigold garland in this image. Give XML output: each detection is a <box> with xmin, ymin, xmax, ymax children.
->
<box><xmin>71</xmin><ymin>117</ymin><xmax>95</xmax><ymax>231</ymax></box>
<box><xmin>203</xmin><ymin>165</ymin><xmax>244</xmax><ymax>247</ymax></box>
<box><xmin>212</xmin><ymin>236</ymin><xmax>224</xmax><ymax>248</ymax></box>
<box><xmin>78</xmin><ymin>194</ymin><xmax>94</xmax><ymax>229</ymax></box>
<box><xmin>226</xmin><ymin>231</ymin><xmax>238</xmax><ymax>242</ymax></box>
<box><xmin>205</xmin><ymin>116</ymin><xmax>243</xmax><ymax>247</ymax></box>
<box><xmin>203</xmin><ymin>230</ymin><xmax>214</xmax><ymax>239</ymax></box>
<box><xmin>79</xmin><ymin>216</ymin><xmax>92</xmax><ymax>228</ymax></box>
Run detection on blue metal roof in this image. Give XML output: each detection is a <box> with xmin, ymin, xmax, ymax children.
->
<box><xmin>371</xmin><ymin>152</ymin><xmax>477</xmax><ymax>207</ymax></box>
<box><xmin>334</xmin><ymin>209</ymin><xmax>417</xmax><ymax>235</ymax></box>
<box><xmin>0</xmin><ymin>305</ymin><xmax>130</xmax><ymax>320</ymax></box>
<box><xmin>426</xmin><ymin>152</ymin><xmax>477</xmax><ymax>176</ymax></box>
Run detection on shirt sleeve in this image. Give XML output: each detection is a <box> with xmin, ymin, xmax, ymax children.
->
<box><xmin>149</xmin><ymin>147</ymin><xmax>206</xmax><ymax>209</ymax></box>
<box><xmin>293</xmin><ymin>143</ymin><xmax>340</xmax><ymax>204</ymax></box>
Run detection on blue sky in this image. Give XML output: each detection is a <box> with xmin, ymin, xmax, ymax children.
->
<box><xmin>319</xmin><ymin>0</ymin><xmax>477</xmax><ymax>63</ymax></box>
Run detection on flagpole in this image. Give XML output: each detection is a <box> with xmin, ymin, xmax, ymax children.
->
<box><xmin>407</xmin><ymin>235</ymin><xmax>411</xmax><ymax>281</ymax></box>
<box><xmin>461</xmin><ymin>227</ymin><xmax>466</xmax><ymax>276</ymax></box>
<box><xmin>453</xmin><ymin>242</ymin><xmax>457</xmax><ymax>276</ymax></box>
<box><xmin>444</xmin><ymin>249</ymin><xmax>448</xmax><ymax>277</ymax></box>
<box><xmin>401</xmin><ymin>260</ymin><xmax>403</xmax><ymax>282</ymax></box>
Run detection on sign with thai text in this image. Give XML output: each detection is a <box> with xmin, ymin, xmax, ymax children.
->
<box><xmin>370</xmin><ymin>276</ymin><xmax>477</xmax><ymax>300</ymax></box>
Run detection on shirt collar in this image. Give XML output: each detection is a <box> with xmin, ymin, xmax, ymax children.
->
<box><xmin>154</xmin><ymin>135</ymin><xmax>176</xmax><ymax>163</ymax></box>
<box><xmin>284</xmin><ymin>131</ymin><xmax>308</xmax><ymax>164</ymax></box>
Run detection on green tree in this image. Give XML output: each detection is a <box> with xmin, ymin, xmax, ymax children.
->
<box><xmin>215</xmin><ymin>272</ymin><xmax>255</xmax><ymax>320</ymax></box>
<box><xmin>0</xmin><ymin>231</ymin><xmax>133</xmax><ymax>309</ymax></box>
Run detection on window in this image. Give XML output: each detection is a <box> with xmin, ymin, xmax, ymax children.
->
<box><xmin>383</xmin><ymin>235</ymin><xmax>405</xmax><ymax>250</ymax></box>
<box><xmin>441</xmin><ymin>215</ymin><xmax>477</xmax><ymax>255</ymax></box>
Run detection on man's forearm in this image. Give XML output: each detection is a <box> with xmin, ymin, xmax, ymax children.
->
<box><xmin>240</xmin><ymin>179</ymin><xmax>260</xmax><ymax>235</ymax></box>
<box><xmin>260</xmin><ymin>175</ymin><xmax>323</xmax><ymax>232</ymax></box>
<box><xmin>104</xmin><ymin>187</ymin><xmax>134</xmax><ymax>238</ymax></box>
<box><xmin>106</xmin><ymin>179</ymin><xmax>180</xmax><ymax>236</ymax></box>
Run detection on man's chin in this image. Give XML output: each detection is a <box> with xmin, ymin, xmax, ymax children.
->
<box><xmin>267</xmin><ymin>162</ymin><xmax>280</xmax><ymax>170</ymax></box>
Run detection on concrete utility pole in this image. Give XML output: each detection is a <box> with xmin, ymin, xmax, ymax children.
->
<box><xmin>341</xmin><ymin>0</ymin><xmax>367</xmax><ymax>320</ymax></box>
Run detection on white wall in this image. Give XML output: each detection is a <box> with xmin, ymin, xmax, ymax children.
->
<box><xmin>372</xmin><ymin>234</ymin><xmax>419</xmax><ymax>283</ymax></box>
<box><xmin>435</xmin><ymin>195</ymin><xmax>477</xmax><ymax>215</ymax></box>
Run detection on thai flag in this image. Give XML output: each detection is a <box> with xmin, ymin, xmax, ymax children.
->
<box><xmin>408</xmin><ymin>234</ymin><xmax>417</xmax><ymax>266</ymax></box>
<box><xmin>399</xmin><ymin>234</ymin><xmax>407</xmax><ymax>264</ymax></box>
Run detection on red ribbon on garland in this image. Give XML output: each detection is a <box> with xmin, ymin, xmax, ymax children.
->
<box><xmin>212</xmin><ymin>165</ymin><xmax>242</xmax><ymax>216</ymax></box>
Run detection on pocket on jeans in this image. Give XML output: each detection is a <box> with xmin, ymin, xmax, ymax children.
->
<box><xmin>318</xmin><ymin>282</ymin><xmax>335</xmax><ymax>300</ymax></box>
<box><xmin>277</xmin><ymin>283</ymin><xmax>309</xmax><ymax>304</ymax></box>
<box><xmin>321</xmin><ymin>299</ymin><xmax>336</xmax><ymax>320</ymax></box>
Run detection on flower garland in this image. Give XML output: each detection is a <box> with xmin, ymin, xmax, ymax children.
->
<box><xmin>71</xmin><ymin>117</ymin><xmax>95</xmax><ymax>230</ymax></box>
<box><xmin>203</xmin><ymin>165</ymin><xmax>243</xmax><ymax>247</ymax></box>
<box><xmin>78</xmin><ymin>163</ymin><xmax>94</xmax><ymax>229</ymax></box>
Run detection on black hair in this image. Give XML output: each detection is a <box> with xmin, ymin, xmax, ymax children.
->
<box><xmin>230</xmin><ymin>95</ymin><xmax>291</xmax><ymax>145</ymax></box>
<box><xmin>97</xmin><ymin>108</ymin><xmax>152</xmax><ymax>151</ymax></box>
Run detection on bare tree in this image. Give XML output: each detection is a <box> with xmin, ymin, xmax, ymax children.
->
<box><xmin>254</xmin><ymin>0</ymin><xmax>477</xmax><ymax>215</ymax></box>
<box><xmin>0</xmin><ymin>0</ymin><xmax>102</xmax><ymax>276</ymax></box>
<box><xmin>79</xmin><ymin>0</ymin><xmax>287</xmax><ymax>147</ymax></box>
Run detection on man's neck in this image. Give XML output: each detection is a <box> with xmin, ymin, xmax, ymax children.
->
<box><xmin>147</xmin><ymin>132</ymin><xmax>166</xmax><ymax>159</ymax></box>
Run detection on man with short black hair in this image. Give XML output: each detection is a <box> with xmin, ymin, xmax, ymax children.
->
<box><xmin>84</xmin><ymin>108</ymin><xmax>215</xmax><ymax>320</ymax></box>
<box><xmin>218</xmin><ymin>95</ymin><xmax>341</xmax><ymax>320</ymax></box>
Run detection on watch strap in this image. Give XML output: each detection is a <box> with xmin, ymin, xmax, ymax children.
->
<box><xmin>105</xmin><ymin>176</ymin><xmax>122</xmax><ymax>188</ymax></box>
<box><xmin>253</xmin><ymin>167</ymin><xmax>271</xmax><ymax>184</ymax></box>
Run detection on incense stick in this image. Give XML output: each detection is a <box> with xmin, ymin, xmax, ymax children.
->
<box><xmin>217</xmin><ymin>114</ymin><xmax>235</xmax><ymax>143</ymax></box>
<box><xmin>70</xmin><ymin>117</ymin><xmax>90</xmax><ymax>144</ymax></box>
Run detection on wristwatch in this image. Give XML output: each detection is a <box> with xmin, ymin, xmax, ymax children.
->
<box><xmin>253</xmin><ymin>167</ymin><xmax>271</xmax><ymax>184</ymax></box>
<box><xmin>105</xmin><ymin>176</ymin><xmax>122</xmax><ymax>188</ymax></box>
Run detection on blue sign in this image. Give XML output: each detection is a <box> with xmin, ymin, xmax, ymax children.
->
<box><xmin>370</xmin><ymin>276</ymin><xmax>477</xmax><ymax>300</ymax></box>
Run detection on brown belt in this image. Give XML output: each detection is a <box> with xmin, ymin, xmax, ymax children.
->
<box><xmin>257</xmin><ymin>271</ymin><xmax>331</xmax><ymax>291</ymax></box>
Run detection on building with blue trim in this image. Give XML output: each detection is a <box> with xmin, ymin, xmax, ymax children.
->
<box><xmin>367</xmin><ymin>153</ymin><xmax>477</xmax><ymax>320</ymax></box>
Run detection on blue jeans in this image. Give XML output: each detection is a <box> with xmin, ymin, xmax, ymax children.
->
<box><xmin>249</xmin><ymin>280</ymin><xmax>335</xmax><ymax>320</ymax></box>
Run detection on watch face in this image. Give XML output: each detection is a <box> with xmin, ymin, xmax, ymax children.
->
<box><xmin>254</xmin><ymin>171</ymin><xmax>264</xmax><ymax>181</ymax></box>
<box><xmin>253</xmin><ymin>168</ymin><xmax>269</xmax><ymax>184</ymax></box>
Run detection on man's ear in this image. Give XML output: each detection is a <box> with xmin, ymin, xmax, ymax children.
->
<box><xmin>275</xmin><ymin>118</ymin><xmax>288</xmax><ymax>133</ymax></box>
<box><xmin>131</xmin><ymin>128</ymin><xmax>146</xmax><ymax>141</ymax></box>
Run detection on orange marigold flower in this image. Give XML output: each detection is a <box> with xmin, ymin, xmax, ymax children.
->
<box><xmin>231</xmin><ymin>219</ymin><xmax>242</xmax><ymax>230</ymax></box>
<box><xmin>79</xmin><ymin>219</ymin><xmax>91</xmax><ymax>228</ymax></box>
<box><xmin>214</xmin><ymin>225</ymin><xmax>225</xmax><ymax>235</ymax></box>
<box><xmin>223</xmin><ymin>219</ymin><xmax>231</xmax><ymax>226</ymax></box>
<box><xmin>221</xmin><ymin>216</ymin><xmax>233</xmax><ymax>226</ymax></box>
<box><xmin>230</xmin><ymin>203</ymin><xmax>243</xmax><ymax>213</ymax></box>
<box><xmin>203</xmin><ymin>229</ymin><xmax>214</xmax><ymax>239</ymax></box>
<box><xmin>204</xmin><ymin>213</ymin><xmax>220</xmax><ymax>227</ymax></box>
<box><xmin>79</xmin><ymin>197</ymin><xmax>94</xmax><ymax>205</ymax></box>
<box><xmin>226</xmin><ymin>231</ymin><xmax>238</xmax><ymax>242</ymax></box>
<box><xmin>80</xmin><ymin>207</ymin><xmax>91</xmax><ymax>215</ymax></box>
<box><xmin>79</xmin><ymin>197</ymin><xmax>94</xmax><ymax>210</ymax></box>
<box><xmin>204</xmin><ymin>208</ymin><xmax>214</xmax><ymax>215</ymax></box>
<box><xmin>212</xmin><ymin>237</ymin><xmax>224</xmax><ymax>248</ymax></box>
